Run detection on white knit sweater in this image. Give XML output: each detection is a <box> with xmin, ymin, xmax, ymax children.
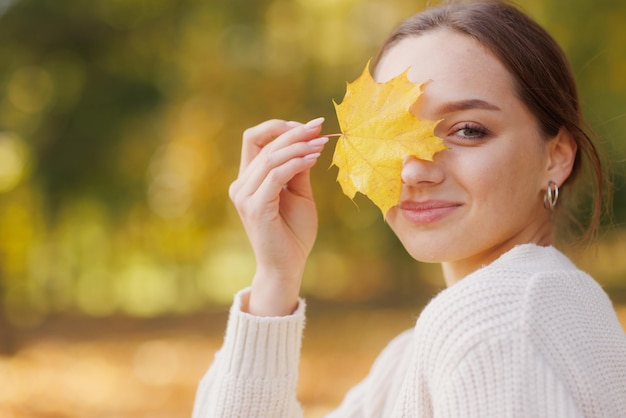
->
<box><xmin>192</xmin><ymin>244</ymin><xmax>626</xmax><ymax>417</ymax></box>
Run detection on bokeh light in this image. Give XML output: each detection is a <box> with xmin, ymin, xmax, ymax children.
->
<box><xmin>7</xmin><ymin>66</ymin><xmax>54</xmax><ymax>113</ymax></box>
<box><xmin>0</xmin><ymin>133</ymin><xmax>28</xmax><ymax>193</ymax></box>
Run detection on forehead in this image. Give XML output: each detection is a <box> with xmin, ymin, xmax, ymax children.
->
<box><xmin>375</xmin><ymin>29</ymin><xmax>516</xmax><ymax>106</ymax></box>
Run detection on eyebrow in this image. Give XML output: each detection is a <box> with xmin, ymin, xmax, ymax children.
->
<box><xmin>435</xmin><ymin>99</ymin><xmax>501</xmax><ymax>114</ymax></box>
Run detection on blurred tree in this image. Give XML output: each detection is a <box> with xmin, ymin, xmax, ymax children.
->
<box><xmin>0</xmin><ymin>0</ymin><xmax>170</xmax><ymax>211</ymax></box>
<box><xmin>0</xmin><ymin>0</ymin><xmax>623</xmax><ymax>336</ymax></box>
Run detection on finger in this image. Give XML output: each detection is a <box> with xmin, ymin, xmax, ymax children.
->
<box><xmin>240</xmin><ymin>117</ymin><xmax>324</xmax><ymax>175</ymax></box>
<box><xmin>237</xmin><ymin>136</ymin><xmax>328</xmax><ymax>199</ymax></box>
<box><xmin>241</xmin><ymin>120</ymin><xmax>298</xmax><ymax>173</ymax></box>
<box><xmin>251</xmin><ymin>153</ymin><xmax>321</xmax><ymax>209</ymax></box>
<box><xmin>230</xmin><ymin>154</ymin><xmax>317</xmax><ymax>219</ymax></box>
<box><xmin>285</xmin><ymin>164</ymin><xmax>314</xmax><ymax>199</ymax></box>
<box><xmin>240</xmin><ymin>118</ymin><xmax>325</xmax><ymax>185</ymax></box>
<box><xmin>230</xmin><ymin>135</ymin><xmax>324</xmax><ymax>209</ymax></box>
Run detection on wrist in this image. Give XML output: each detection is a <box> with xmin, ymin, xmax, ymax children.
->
<box><xmin>247</xmin><ymin>272</ymin><xmax>302</xmax><ymax>316</ymax></box>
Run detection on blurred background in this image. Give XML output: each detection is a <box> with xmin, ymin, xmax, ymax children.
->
<box><xmin>0</xmin><ymin>0</ymin><xmax>625</xmax><ymax>416</ymax></box>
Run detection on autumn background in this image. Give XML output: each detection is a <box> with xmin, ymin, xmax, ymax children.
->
<box><xmin>0</xmin><ymin>0</ymin><xmax>625</xmax><ymax>416</ymax></box>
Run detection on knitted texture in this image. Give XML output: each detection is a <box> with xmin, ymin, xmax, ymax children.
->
<box><xmin>193</xmin><ymin>244</ymin><xmax>626</xmax><ymax>417</ymax></box>
<box><xmin>191</xmin><ymin>290</ymin><xmax>305</xmax><ymax>418</ymax></box>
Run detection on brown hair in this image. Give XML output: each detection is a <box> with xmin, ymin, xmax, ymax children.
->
<box><xmin>374</xmin><ymin>0</ymin><xmax>610</xmax><ymax>243</ymax></box>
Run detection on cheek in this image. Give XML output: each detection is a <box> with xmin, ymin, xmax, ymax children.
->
<box><xmin>385</xmin><ymin>207</ymin><xmax>402</xmax><ymax>234</ymax></box>
<box><xmin>449</xmin><ymin>147</ymin><xmax>501</xmax><ymax>201</ymax></box>
<box><xmin>454</xmin><ymin>140</ymin><xmax>544</xmax><ymax>208</ymax></box>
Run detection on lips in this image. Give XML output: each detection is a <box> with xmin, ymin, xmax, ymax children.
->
<box><xmin>397</xmin><ymin>200</ymin><xmax>461</xmax><ymax>224</ymax></box>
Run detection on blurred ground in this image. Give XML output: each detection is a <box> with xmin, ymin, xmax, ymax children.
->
<box><xmin>0</xmin><ymin>304</ymin><xmax>625</xmax><ymax>418</ymax></box>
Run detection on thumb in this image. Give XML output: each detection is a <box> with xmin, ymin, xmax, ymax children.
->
<box><xmin>284</xmin><ymin>166</ymin><xmax>314</xmax><ymax>199</ymax></box>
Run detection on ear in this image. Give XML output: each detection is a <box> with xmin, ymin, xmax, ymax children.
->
<box><xmin>544</xmin><ymin>127</ymin><xmax>577</xmax><ymax>187</ymax></box>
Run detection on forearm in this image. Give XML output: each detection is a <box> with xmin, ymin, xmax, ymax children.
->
<box><xmin>192</xmin><ymin>288</ymin><xmax>306</xmax><ymax>418</ymax></box>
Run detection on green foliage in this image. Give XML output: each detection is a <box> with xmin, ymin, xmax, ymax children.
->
<box><xmin>0</xmin><ymin>0</ymin><xmax>624</xmax><ymax>327</ymax></box>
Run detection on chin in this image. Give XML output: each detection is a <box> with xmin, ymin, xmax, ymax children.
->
<box><xmin>396</xmin><ymin>236</ymin><xmax>454</xmax><ymax>264</ymax></box>
<box><xmin>388</xmin><ymin>220</ymin><xmax>454</xmax><ymax>264</ymax></box>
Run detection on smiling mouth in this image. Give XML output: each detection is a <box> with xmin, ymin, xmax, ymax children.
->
<box><xmin>397</xmin><ymin>200</ymin><xmax>461</xmax><ymax>224</ymax></box>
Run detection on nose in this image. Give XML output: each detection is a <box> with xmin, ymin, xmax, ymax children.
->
<box><xmin>401</xmin><ymin>155</ymin><xmax>444</xmax><ymax>186</ymax></box>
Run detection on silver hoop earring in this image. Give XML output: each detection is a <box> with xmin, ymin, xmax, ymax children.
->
<box><xmin>543</xmin><ymin>181</ymin><xmax>559</xmax><ymax>211</ymax></box>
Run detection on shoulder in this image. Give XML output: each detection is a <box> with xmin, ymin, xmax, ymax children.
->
<box><xmin>414</xmin><ymin>245</ymin><xmax>558</xmax><ymax>344</ymax></box>
<box><xmin>418</xmin><ymin>244</ymin><xmax>596</xmax><ymax>333</ymax></box>
<box><xmin>412</xmin><ymin>244</ymin><xmax>612</xmax><ymax>374</ymax></box>
<box><xmin>414</xmin><ymin>244</ymin><xmax>626</xmax><ymax>403</ymax></box>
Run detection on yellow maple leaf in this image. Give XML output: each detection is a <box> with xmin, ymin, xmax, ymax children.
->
<box><xmin>331</xmin><ymin>60</ymin><xmax>446</xmax><ymax>217</ymax></box>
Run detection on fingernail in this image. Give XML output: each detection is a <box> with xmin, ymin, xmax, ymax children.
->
<box><xmin>309</xmin><ymin>137</ymin><xmax>329</xmax><ymax>146</ymax></box>
<box><xmin>286</xmin><ymin>121</ymin><xmax>301</xmax><ymax>128</ymax></box>
<box><xmin>304</xmin><ymin>152</ymin><xmax>321</xmax><ymax>160</ymax></box>
<box><xmin>305</xmin><ymin>117</ymin><xmax>325</xmax><ymax>128</ymax></box>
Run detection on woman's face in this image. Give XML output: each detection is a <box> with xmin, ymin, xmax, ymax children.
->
<box><xmin>377</xmin><ymin>29</ymin><xmax>558</xmax><ymax>283</ymax></box>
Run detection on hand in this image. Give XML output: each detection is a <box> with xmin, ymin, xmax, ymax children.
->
<box><xmin>228</xmin><ymin>117</ymin><xmax>328</xmax><ymax>316</ymax></box>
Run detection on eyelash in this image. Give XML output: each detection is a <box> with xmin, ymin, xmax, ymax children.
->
<box><xmin>452</xmin><ymin>123</ymin><xmax>489</xmax><ymax>140</ymax></box>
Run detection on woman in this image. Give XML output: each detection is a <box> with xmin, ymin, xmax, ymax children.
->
<box><xmin>193</xmin><ymin>1</ymin><xmax>626</xmax><ymax>417</ymax></box>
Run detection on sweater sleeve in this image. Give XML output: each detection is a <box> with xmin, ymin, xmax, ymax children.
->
<box><xmin>433</xmin><ymin>333</ymin><xmax>584</xmax><ymax>418</ymax></box>
<box><xmin>191</xmin><ymin>288</ymin><xmax>306</xmax><ymax>418</ymax></box>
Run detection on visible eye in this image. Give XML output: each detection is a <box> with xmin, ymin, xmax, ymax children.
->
<box><xmin>453</xmin><ymin>123</ymin><xmax>489</xmax><ymax>140</ymax></box>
